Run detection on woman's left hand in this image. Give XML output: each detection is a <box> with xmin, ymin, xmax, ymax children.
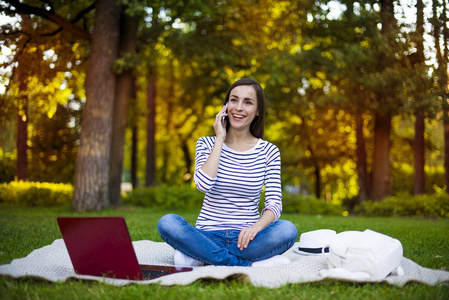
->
<box><xmin>237</xmin><ymin>210</ymin><xmax>275</xmax><ymax>251</ymax></box>
<box><xmin>238</xmin><ymin>225</ymin><xmax>263</xmax><ymax>251</ymax></box>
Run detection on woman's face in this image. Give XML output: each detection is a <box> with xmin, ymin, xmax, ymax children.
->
<box><xmin>227</xmin><ymin>85</ymin><xmax>259</xmax><ymax>132</ymax></box>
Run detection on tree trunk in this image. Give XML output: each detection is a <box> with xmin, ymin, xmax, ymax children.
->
<box><xmin>439</xmin><ymin>0</ymin><xmax>449</xmax><ymax>194</ymax></box>
<box><xmin>442</xmin><ymin>0</ymin><xmax>449</xmax><ymax>194</ymax></box>
<box><xmin>380</xmin><ymin>0</ymin><xmax>395</xmax><ymax>34</ymax></box>
<box><xmin>371</xmin><ymin>112</ymin><xmax>391</xmax><ymax>201</ymax></box>
<box><xmin>72</xmin><ymin>0</ymin><xmax>122</xmax><ymax>211</ymax></box>
<box><xmin>16</xmin><ymin>84</ymin><xmax>28</xmax><ymax>182</ymax></box>
<box><xmin>355</xmin><ymin>110</ymin><xmax>369</xmax><ymax>202</ymax></box>
<box><xmin>414</xmin><ymin>110</ymin><xmax>426</xmax><ymax>195</ymax></box>
<box><xmin>16</xmin><ymin>15</ymin><xmax>30</xmax><ymax>182</ymax></box>
<box><xmin>131</xmin><ymin>124</ymin><xmax>138</xmax><ymax>189</ymax></box>
<box><xmin>444</xmin><ymin>114</ymin><xmax>449</xmax><ymax>195</ymax></box>
<box><xmin>161</xmin><ymin>62</ymin><xmax>176</xmax><ymax>183</ymax></box>
<box><xmin>145</xmin><ymin>73</ymin><xmax>157</xmax><ymax>187</ymax></box>
<box><xmin>314</xmin><ymin>165</ymin><xmax>321</xmax><ymax>199</ymax></box>
<box><xmin>16</xmin><ymin>102</ymin><xmax>28</xmax><ymax>181</ymax></box>
<box><xmin>130</xmin><ymin>80</ymin><xmax>139</xmax><ymax>189</ymax></box>
<box><xmin>441</xmin><ymin>0</ymin><xmax>449</xmax><ymax>193</ymax></box>
<box><xmin>371</xmin><ymin>0</ymin><xmax>395</xmax><ymax>201</ymax></box>
<box><xmin>308</xmin><ymin>145</ymin><xmax>321</xmax><ymax>198</ymax></box>
<box><xmin>109</xmin><ymin>12</ymin><xmax>139</xmax><ymax>206</ymax></box>
<box><xmin>180</xmin><ymin>140</ymin><xmax>192</xmax><ymax>183</ymax></box>
<box><xmin>414</xmin><ymin>0</ymin><xmax>426</xmax><ymax>195</ymax></box>
<box><xmin>432</xmin><ymin>0</ymin><xmax>449</xmax><ymax>193</ymax></box>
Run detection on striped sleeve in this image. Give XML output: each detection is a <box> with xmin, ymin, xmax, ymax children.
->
<box><xmin>261</xmin><ymin>143</ymin><xmax>282</xmax><ymax>220</ymax></box>
<box><xmin>193</xmin><ymin>137</ymin><xmax>217</xmax><ymax>193</ymax></box>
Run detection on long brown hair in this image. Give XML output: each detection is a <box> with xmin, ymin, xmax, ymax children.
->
<box><xmin>223</xmin><ymin>78</ymin><xmax>266</xmax><ymax>139</ymax></box>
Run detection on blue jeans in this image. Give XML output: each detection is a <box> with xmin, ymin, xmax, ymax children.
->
<box><xmin>157</xmin><ymin>214</ymin><xmax>298</xmax><ymax>266</ymax></box>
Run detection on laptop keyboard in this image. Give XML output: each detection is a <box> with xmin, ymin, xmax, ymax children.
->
<box><xmin>141</xmin><ymin>269</ymin><xmax>171</xmax><ymax>279</ymax></box>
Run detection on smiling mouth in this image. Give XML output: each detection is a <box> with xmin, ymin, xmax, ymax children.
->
<box><xmin>232</xmin><ymin>114</ymin><xmax>246</xmax><ymax>120</ymax></box>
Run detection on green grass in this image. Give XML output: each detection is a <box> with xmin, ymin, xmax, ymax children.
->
<box><xmin>1</xmin><ymin>205</ymin><xmax>448</xmax><ymax>299</ymax></box>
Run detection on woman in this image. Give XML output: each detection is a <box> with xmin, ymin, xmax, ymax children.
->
<box><xmin>158</xmin><ymin>78</ymin><xmax>298</xmax><ymax>267</ymax></box>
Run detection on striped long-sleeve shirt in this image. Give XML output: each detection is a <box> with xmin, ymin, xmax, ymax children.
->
<box><xmin>193</xmin><ymin>136</ymin><xmax>283</xmax><ymax>231</ymax></box>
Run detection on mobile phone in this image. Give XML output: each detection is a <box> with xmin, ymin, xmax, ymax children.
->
<box><xmin>222</xmin><ymin>102</ymin><xmax>228</xmax><ymax>122</ymax></box>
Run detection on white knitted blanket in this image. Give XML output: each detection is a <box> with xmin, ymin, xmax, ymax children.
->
<box><xmin>1</xmin><ymin>239</ymin><xmax>448</xmax><ymax>288</ymax></box>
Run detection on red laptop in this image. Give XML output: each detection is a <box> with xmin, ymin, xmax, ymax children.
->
<box><xmin>57</xmin><ymin>217</ymin><xmax>192</xmax><ymax>280</ymax></box>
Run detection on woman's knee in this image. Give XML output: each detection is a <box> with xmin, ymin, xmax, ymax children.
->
<box><xmin>157</xmin><ymin>214</ymin><xmax>184</xmax><ymax>236</ymax></box>
<box><xmin>277</xmin><ymin>220</ymin><xmax>298</xmax><ymax>244</ymax></box>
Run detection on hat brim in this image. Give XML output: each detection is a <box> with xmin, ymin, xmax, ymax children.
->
<box><xmin>294</xmin><ymin>246</ymin><xmax>329</xmax><ymax>256</ymax></box>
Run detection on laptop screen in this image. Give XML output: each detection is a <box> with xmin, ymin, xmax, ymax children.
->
<box><xmin>57</xmin><ymin>217</ymin><xmax>192</xmax><ymax>280</ymax></box>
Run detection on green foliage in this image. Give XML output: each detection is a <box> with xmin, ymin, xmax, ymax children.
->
<box><xmin>124</xmin><ymin>186</ymin><xmax>346</xmax><ymax>216</ymax></box>
<box><xmin>282</xmin><ymin>193</ymin><xmax>345</xmax><ymax>216</ymax></box>
<box><xmin>0</xmin><ymin>181</ymin><xmax>73</xmax><ymax>206</ymax></box>
<box><xmin>113</xmin><ymin>53</ymin><xmax>141</xmax><ymax>74</ymax></box>
<box><xmin>1</xmin><ymin>0</ymin><xmax>447</xmax><ymax>208</ymax></box>
<box><xmin>2</xmin><ymin>179</ymin><xmax>448</xmax><ymax>220</ymax></box>
<box><xmin>0</xmin><ymin>154</ymin><xmax>15</xmax><ymax>183</ymax></box>
<box><xmin>123</xmin><ymin>184</ymin><xmax>204</xmax><ymax>210</ymax></box>
<box><xmin>355</xmin><ymin>191</ymin><xmax>449</xmax><ymax>218</ymax></box>
<box><xmin>28</xmin><ymin>104</ymin><xmax>81</xmax><ymax>183</ymax></box>
<box><xmin>391</xmin><ymin>164</ymin><xmax>445</xmax><ymax>195</ymax></box>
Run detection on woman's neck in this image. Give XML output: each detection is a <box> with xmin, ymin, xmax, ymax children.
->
<box><xmin>224</xmin><ymin>129</ymin><xmax>259</xmax><ymax>151</ymax></box>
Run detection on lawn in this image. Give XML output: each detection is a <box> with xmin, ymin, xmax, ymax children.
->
<box><xmin>0</xmin><ymin>205</ymin><xmax>448</xmax><ymax>299</ymax></box>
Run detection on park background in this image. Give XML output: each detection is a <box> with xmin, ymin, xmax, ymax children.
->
<box><xmin>0</xmin><ymin>0</ymin><xmax>448</xmax><ymax>215</ymax></box>
<box><xmin>1</xmin><ymin>1</ymin><xmax>449</xmax><ymax>298</ymax></box>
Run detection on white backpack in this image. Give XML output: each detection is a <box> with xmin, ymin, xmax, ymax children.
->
<box><xmin>324</xmin><ymin>229</ymin><xmax>403</xmax><ymax>280</ymax></box>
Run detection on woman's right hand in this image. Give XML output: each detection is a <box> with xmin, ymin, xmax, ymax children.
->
<box><xmin>213</xmin><ymin>104</ymin><xmax>228</xmax><ymax>139</ymax></box>
<box><xmin>200</xmin><ymin>105</ymin><xmax>227</xmax><ymax>178</ymax></box>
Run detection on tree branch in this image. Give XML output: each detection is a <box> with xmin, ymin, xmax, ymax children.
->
<box><xmin>37</xmin><ymin>0</ymin><xmax>54</xmax><ymax>13</ymax></box>
<box><xmin>41</xmin><ymin>2</ymin><xmax>95</xmax><ymax>38</ymax></box>
<box><xmin>2</xmin><ymin>0</ymin><xmax>91</xmax><ymax>40</ymax></box>
<box><xmin>41</xmin><ymin>27</ymin><xmax>64</xmax><ymax>37</ymax></box>
<box><xmin>71</xmin><ymin>2</ymin><xmax>95</xmax><ymax>24</ymax></box>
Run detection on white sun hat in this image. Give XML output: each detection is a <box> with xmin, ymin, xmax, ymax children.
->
<box><xmin>294</xmin><ymin>229</ymin><xmax>337</xmax><ymax>256</ymax></box>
